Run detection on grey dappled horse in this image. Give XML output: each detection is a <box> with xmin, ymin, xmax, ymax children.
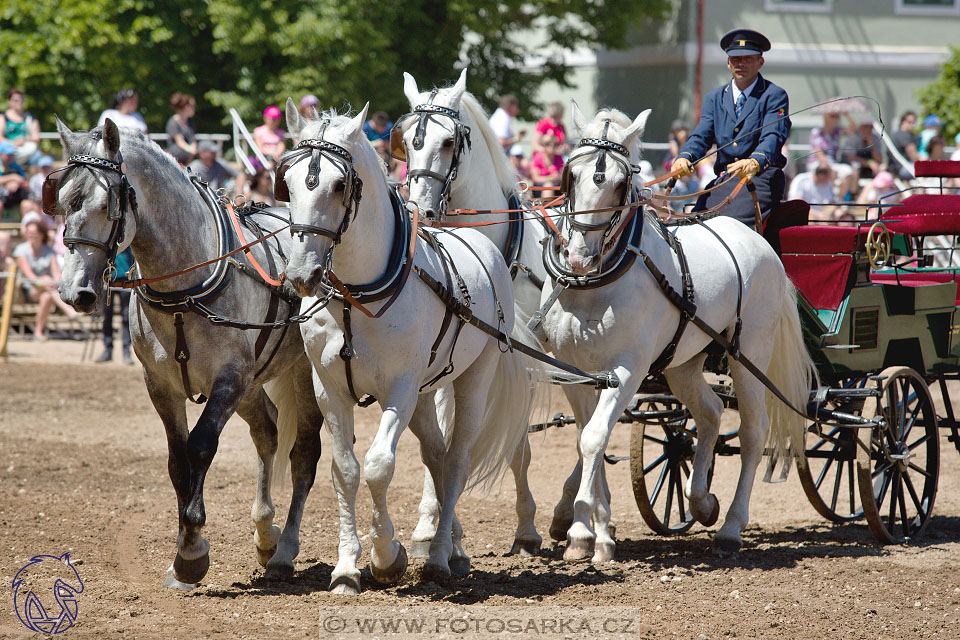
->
<box><xmin>54</xmin><ymin>119</ymin><xmax>323</xmax><ymax>587</ymax></box>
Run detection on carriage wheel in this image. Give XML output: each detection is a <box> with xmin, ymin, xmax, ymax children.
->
<box><xmin>856</xmin><ymin>367</ymin><xmax>939</xmax><ymax>544</ymax></box>
<box><xmin>796</xmin><ymin>379</ymin><xmax>868</xmax><ymax>522</ymax></box>
<box><xmin>629</xmin><ymin>396</ymin><xmax>712</xmax><ymax>535</ymax></box>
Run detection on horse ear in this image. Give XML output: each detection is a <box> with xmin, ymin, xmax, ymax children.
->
<box><xmin>403</xmin><ymin>72</ymin><xmax>421</xmax><ymax>107</ymax></box>
<box><xmin>447</xmin><ymin>67</ymin><xmax>468</xmax><ymax>106</ymax></box>
<box><xmin>344</xmin><ymin>103</ymin><xmax>370</xmax><ymax>141</ymax></box>
<box><xmin>622</xmin><ymin>109</ymin><xmax>652</xmax><ymax>145</ymax></box>
<box><xmin>286</xmin><ymin>97</ymin><xmax>306</xmax><ymax>138</ymax></box>
<box><xmin>570</xmin><ymin>100</ymin><xmax>588</xmax><ymax>134</ymax></box>
<box><xmin>56</xmin><ymin>115</ymin><xmax>84</xmax><ymax>155</ymax></box>
<box><xmin>103</xmin><ymin>118</ymin><xmax>121</xmax><ymax>156</ymax></box>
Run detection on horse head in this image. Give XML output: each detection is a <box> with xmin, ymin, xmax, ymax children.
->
<box><xmin>562</xmin><ymin>102</ymin><xmax>650</xmax><ymax>275</ymax></box>
<box><xmin>54</xmin><ymin>118</ymin><xmax>137</xmax><ymax>312</ymax></box>
<box><xmin>397</xmin><ymin>69</ymin><xmax>471</xmax><ymax>219</ymax></box>
<box><xmin>281</xmin><ymin>100</ymin><xmax>370</xmax><ymax>297</ymax></box>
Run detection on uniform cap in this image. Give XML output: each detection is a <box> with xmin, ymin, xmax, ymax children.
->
<box><xmin>721</xmin><ymin>29</ymin><xmax>771</xmax><ymax>57</ymax></box>
<box><xmin>924</xmin><ymin>114</ymin><xmax>942</xmax><ymax>128</ymax></box>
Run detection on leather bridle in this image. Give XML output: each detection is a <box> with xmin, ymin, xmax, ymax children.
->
<box><xmin>274</xmin><ymin>124</ymin><xmax>363</xmax><ymax>246</ymax></box>
<box><xmin>43</xmin><ymin>151</ymin><xmax>139</xmax><ymax>283</ymax></box>
<box><xmin>390</xmin><ymin>92</ymin><xmax>472</xmax><ymax>218</ymax></box>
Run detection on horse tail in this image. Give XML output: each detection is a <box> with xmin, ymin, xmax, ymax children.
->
<box><xmin>263</xmin><ymin>372</ymin><xmax>300</xmax><ymax>485</ymax></box>
<box><xmin>466</xmin><ymin>311</ymin><xmax>549</xmax><ymax>491</ymax></box>
<box><xmin>765</xmin><ymin>274</ymin><xmax>818</xmax><ymax>462</ymax></box>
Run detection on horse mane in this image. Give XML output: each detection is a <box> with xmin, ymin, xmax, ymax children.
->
<box><xmin>300</xmin><ymin>109</ymin><xmax>389</xmax><ymax>179</ymax></box>
<box><xmin>459</xmin><ymin>93</ymin><xmax>519</xmax><ymax>196</ymax></box>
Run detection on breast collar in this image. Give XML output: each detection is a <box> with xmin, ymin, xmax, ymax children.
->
<box><xmin>134</xmin><ymin>175</ymin><xmax>233</xmax><ymax>311</ymax></box>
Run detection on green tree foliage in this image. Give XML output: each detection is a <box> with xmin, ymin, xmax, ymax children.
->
<box><xmin>917</xmin><ymin>46</ymin><xmax>960</xmax><ymax>141</ymax></box>
<box><xmin>1</xmin><ymin>0</ymin><xmax>668</xmax><ymax>134</ymax></box>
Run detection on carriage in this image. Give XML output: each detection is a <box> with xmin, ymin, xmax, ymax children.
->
<box><xmin>567</xmin><ymin>159</ymin><xmax>960</xmax><ymax>545</ymax></box>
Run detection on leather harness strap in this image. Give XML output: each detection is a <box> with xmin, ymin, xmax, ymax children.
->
<box><xmin>174</xmin><ymin>312</ymin><xmax>207</xmax><ymax>404</ymax></box>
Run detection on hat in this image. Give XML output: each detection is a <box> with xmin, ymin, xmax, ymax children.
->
<box><xmin>37</xmin><ymin>155</ymin><xmax>54</xmax><ymax>167</ymax></box>
<box><xmin>858</xmin><ymin>117</ymin><xmax>876</xmax><ymax>128</ymax></box>
<box><xmin>198</xmin><ymin>140</ymin><xmax>218</xmax><ymax>153</ymax></box>
<box><xmin>670</xmin><ymin>119</ymin><xmax>689</xmax><ymax>132</ymax></box>
<box><xmin>0</xmin><ymin>141</ymin><xmax>15</xmax><ymax>155</ymax></box>
<box><xmin>720</xmin><ymin>29</ymin><xmax>771</xmax><ymax>57</ymax></box>
<box><xmin>923</xmin><ymin>114</ymin><xmax>942</xmax><ymax>128</ymax></box>
<box><xmin>264</xmin><ymin>105</ymin><xmax>282</xmax><ymax>119</ymax></box>
<box><xmin>300</xmin><ymin>94</ymin><xmax>319</xmax><ymax>107</ymax></box>
<box><xmin>509</xmin><ymin>144</ymin><xmax>524</xmax><ymax>157</ymax></box>
<box><xmin>872</xmin><ymin>170</ymin><xmax>894</xmax><ymax>190</ymax></box>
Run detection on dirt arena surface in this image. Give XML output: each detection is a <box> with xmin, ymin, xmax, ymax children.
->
<box><xmin>2</xmin><ymin>337</ymin><xmax>960</xmax><ymax>639</ymax></box>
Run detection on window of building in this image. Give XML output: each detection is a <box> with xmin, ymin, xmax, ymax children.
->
<box><xmin>896</xmin><ymin>0</ymin><xmax>960</xmax><ymax>15</ymax></box>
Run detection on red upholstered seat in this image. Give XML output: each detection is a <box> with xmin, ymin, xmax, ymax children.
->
<box><xmin>914</xmin><ymin>160</ymin><xmax>960</xmax><ymax>178</ymax></box>
<box><xmin>870</xmin><ymin>271</ymin><xmax>960</xmax><ymax>305</ymax></box>
<box><xmin>778</xmin><ymin>225</ymin><xmax>868</xmax><ymax>255</ymax></box>
<box><xmin>778</xmin><ymin>225</ymin><xmax>873</xmax><ymax>310</ymax></box>
<box><xmin>879</xmin><ymin>194</ymin><xmax>960</xmax><ymax>235</ymax></box>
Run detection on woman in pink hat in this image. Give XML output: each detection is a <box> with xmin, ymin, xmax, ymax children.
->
<box><xmin>253</xmin><ymin>105</ymin><xmax>286</xmax><ymax>169</ymax></box>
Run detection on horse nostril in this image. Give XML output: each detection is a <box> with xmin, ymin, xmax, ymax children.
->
<box><xmin>423</xmin><ymin>209</ymin><xmax>437</xmax><ymax>220</ymax></box>
<box><xmin>562</xmin><ymin>249</ymin><xmax>569</xmax><ymax>258</ymax></box>
<box><xmin>75</xmin><ymin>290</ymin><xmax>97</xmax><ymax>309</ymax></box>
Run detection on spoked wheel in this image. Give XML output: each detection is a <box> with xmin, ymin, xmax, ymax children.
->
<box><xmin>857</xmin><ymin>367</ymin><xmax>940</xmax><ymax>544</ymax></box>
<box><xmin>629</xmin><ymin>396</ymin><xmax>712</xmax><ymax>535</ymax></box>
<box><xmin>797</xmin><ymin>379</ymin><xmax>867</xmax><ymax>522</ymax></box>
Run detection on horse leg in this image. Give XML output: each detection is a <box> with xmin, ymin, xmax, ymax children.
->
<box><xmin>233</xmin><ymin>386</ymin><xmax>281</xmax><ymax>569</ymax></box>
<box><xmin>143</xmin><ymin>375</ymin><xmax>193</xmax><ymax>589</ymax></box>
<box><xmin>714</xmin><ymin>362</ymin><xmax>770</xmax><ymax>556</ymax></box>
<box><xmin>550</xmin><ymin>385</ymin><xmax>598</xmax><ymax>542</ymax></box>
<box><xmin>591</xmin><ymin>466</ymin><xmax>616</xmax><ymax>562</ymax></box>
<box><xmin>664</xmin><ymin>355</ymin><xmax>724</xmax><ymax>527</ymax></box>
<box><xmin>507</xmin><ymin>435</ymin><xmax>541</xmax><ymax>556</ymax></box>
<box><xmin>565</xmin><ymin>365</ymin><xmax>642</xmax><ymax>563</ymax></box>
<box><xmin>411</xmin><ymin>384</ymin><xmax>454</xmax><ymax>557</ymax></box>
<box><xmin>267</xmin><ymin>360</ymin><xmax>324</xmax><ymax>580</ymax></box>
<box><xmin>175</xmin><ymin>368</ymin><xmax>249</xmax><ymax>584</ymax></box>
<box><xmin>365</xmin><ymin>380</ymin><xmax>418</xmax><ymax>585</ymax></box>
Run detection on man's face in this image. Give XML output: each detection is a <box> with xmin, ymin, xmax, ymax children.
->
<box><xmin>727</xmin><ymin>54</ymin><xmax>764</xmax><ymax>83</ymax></box>
<box><xmin>507</xmin><ymin>103</ymin><xmax>519</xmax><ymax>117</ymax></box>
<box><xmin>199</xmin><ymin>150</ymin><xmax>216</xmax><ymax>165</ymax></box>
<box><xmin>813</xmin><ymin>169</ymin><xmax>832</xmax><ymax>185</ymax></box>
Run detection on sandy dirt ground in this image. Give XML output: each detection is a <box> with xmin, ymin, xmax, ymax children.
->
<box><xmin>2</xmin><ymin>337</ymin><xmax>960</xmax><ymax>639</ymax></box>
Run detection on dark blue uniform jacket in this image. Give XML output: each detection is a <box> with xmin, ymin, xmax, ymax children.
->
<box><xmin>678</xmin><ymin>73</ymin><xmax>790</xmax><ymax>173</ymax></box>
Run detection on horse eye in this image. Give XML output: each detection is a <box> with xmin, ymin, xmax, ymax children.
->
<box><xmin>442</xmin><ymin>138</ymin><xmax>455</xmax><ymax>149</ymax></box>
<box><xmin>333</xmin><ymin>180</ymin><xmax>345</xmax><ymax>192</ymax></box>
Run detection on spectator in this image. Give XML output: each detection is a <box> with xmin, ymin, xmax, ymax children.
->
<box><xmin>952</xmin><ymin>132</ymin><xmax>960</xmax><ymax>162</ymax></box>
<box><xmin>247</xmin><ymin>168</ymin><xmax>274</xmax><ymax>206</ymax></box>
<box><xmin>917</xmin><ymin>136</ymin><xmax>949</xmax><ymax>193</ymax></box>
<box><xmin>489</xmin><ymin>94</ymin><xmax>526</xmax><ymax>153</ymax></box>
<box><xmin>252</xmin><ymin>106</ymin><xmax>286</xmax><ymax>170</ymax></box>
<box><xmin>788</xmin><ymin>164</ymin><xmax>844</xmax><ymax>221</ymax></box>
<box><xmin>362</xmin><ymin>111</ymin><xmax>393</xmax><ymax>144</ymax></box>
<box><xmin>95</xmin><ymin>247</ymin><xmax>134</xmax><ymax>364</ymax></box>
<box><xmin>1</xmin><ymin>141</ymin><xmax>29</xmax><ymax>216</ymax></box>
<box><xmin>0</xmin><ymin>89</ymin><xmax>41</xmax><ymax>166</ymax></box>
<box><xmin>19</xmin><ymin>200</ymin><xmax>54</xmax><ymax>237</ymax></box>
<box><xmin>13</xmin><ymin>219</ymin><xmax>78</xmax><ymax>340</ymax></box>
<box><xmin>663</xmin><ymin>119</ymin><xmax>691</xmax><ymax>172</ymax></box>
<box><xmin>28</xmin><ymin>155</ymin><xmax>54</xmax><ymax>202</ymax></box>
<box><xmin>887</xmin><ymin>111</ymin><xmax>919</xmax><ymax>180</ymax></box>
<box><xmin>667</xmin><ymin>173</ymin><xmax>701</xmax><ymax>214</ymax></box>
<box><xmin>857</xmin><ymin>170</ymin><xmax>900</xmax><ymax>211</ymax></box>
<box><xmin>165</xmin><ymin>92</ymin><xmax>197</xmax><ymax>165</ymax></box>
<box><xmin>98</xmin><ymin>88</ymin><xmax>148</xmax><ymax>134</ymax></box>
<box><xmin>530</xmin><ymin>133</ymin><xmax>563</xmax><ymax>197</ymax></box>
<box><xmin>535</xmin><ymin>102</ymin><xmax>568</xmax><ymax>155</ymax></box>
<box><xmin>299</xmin><ymin>94</ymin><xmax>320</xmax><ymax>120</ymax></box>
<box><xmin>917</xmin><ymin>114</ymin><xmax>943</xmax><ymax>160</ymax></box>
<box><xmin>508</xmin><ymin>144</ymin><xmax>529</xmax><ymax>182</ymax></box>
<box><xmin>189</xmin><ymin>140</ymin><xmax>246</xmax><ymax>195</ymax></box>
<box><xmin>840</xmin><ymin>117</ymin><xmax>883</xmax><ymax>179</ymax></box>
<box><xmin>807</xmin><ymin>111</ymin><xmax>852</xmax><ymax>170</ymax></box>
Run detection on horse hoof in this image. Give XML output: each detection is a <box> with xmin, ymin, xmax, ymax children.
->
<box><xmin>370</xmin><ymin>544</ymin><xmax>408</xmax><ymax>585</ymax></box>
<box><xmin>449</xmin><ymin>556</ymin><xmax>470</xmax><ymax>577</ymax></box>
<box><xmin>173</xmin><ymin>551</ymin><xmax>210</xmax><ymax>584</ymax></box>
<box><xmin>549</xmin><ymin>519</ymin><xmax>571</xmax><ymax>542</ymax></box>
<box><xmin>421</xmin><ymin>561</ymin><xmax>451</xmax><ymax>584</ymax></box>
<box><xmin>592</xmin><ymin>540</ymin><xmax>615</xmax><ymax>563</ymax></box>
<box><xmin>509</xmin><ymin>538</ymin><xmax>542</xmax><ymax>557</ymax></box>
<box><xmin>563</xmin><ymin>539</ymin><xmax>593</xmax><ymax>562</ymax></box>
<box><xmin>254</xmin><ymin>525</ymin><xmax>281</xmax><ymax>567</ymax></box>
<box><xmin>608</xmin><ymin>523</ymin><xmax>617</xmax><ymax>539</ymax></box>
<box><xmin>697</xmin><ymin>494</ymin><xmax>720</xmax><ymax>527</ymax></box>
<box><xmin>264</xmin><ymin>560</ymin><xmax>294</xmax><ymax>581</ymax></box>
<box><xmin>329</xmin><ymin>574</ymin><xmax>362</xmax><ymax>595</ymax></box>
<box><xmin>713</xmin><ymin>536</ymin><xmax>741</xmax><ymax>558</ymax></box>
<box><xmin>162</xmin><ymin>565</ymin><xmax>197</xmax><ymax>590</ymax></box>
<box><xmin>256</xmin><ymin>545</ymin><xmax>277</xmax><ymax>567</ymax></box>
<box><xmin>409</xmin><ymin>539</ymin><xmax>433</xmax><ymax>558</ymax></box>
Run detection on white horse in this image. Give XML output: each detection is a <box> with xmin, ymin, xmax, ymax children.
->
<box><xmin>279</xmin><ymin>102</ymin><xmax>544</xmax><ymax>593</ymax></box>
<box><xmin>396</xmin><ymin>69</ymin><xmax>553</xmax><ymax>556</ymax></box>
<box><xmin>543</xmin><ymin>104</ymin><xmax>815</xmax><ymax>560</ymax></box>
<box><xmin>53</xmin><ymin>119</ymin><xmax>323</xmax><ymax>586</ymax></box>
